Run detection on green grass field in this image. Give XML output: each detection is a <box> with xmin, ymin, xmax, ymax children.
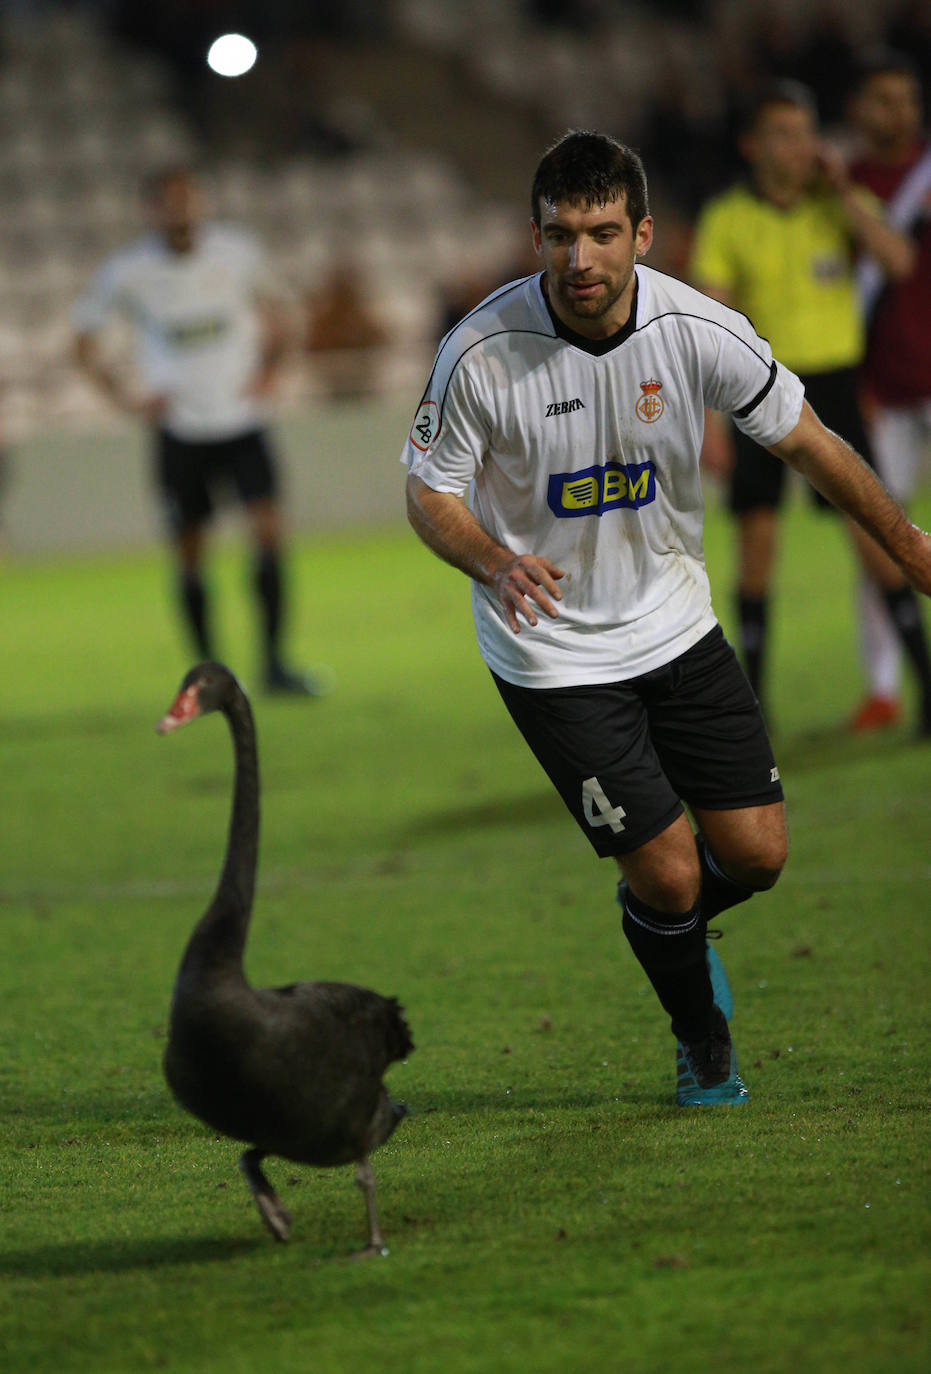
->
<box><xmin>2</xmin><ymin>493</ymin><xmax>930</xmax><ymax>1373</ymax></box>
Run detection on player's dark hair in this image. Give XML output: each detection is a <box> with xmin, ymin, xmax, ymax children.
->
<box><xmin>851</xmin><ymin>46</ymin><xmax>920</xmax><ymax>91</ymax></box>
<box><xmin>739</xmin><ymin>79</ymin><xmax>818</xmax><ymax>133</ymax></box>
<box><xmin>531</xmin><ymin>130</ymin><xmax>649</xmax><ymax>228</ymax></box>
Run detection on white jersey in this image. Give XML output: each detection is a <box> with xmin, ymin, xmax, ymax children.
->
<box><xmin>73</xmin><ymin>223</ymin><xmax>277</xmax><ymax>442</ymax></box>
<box><xmin>402</xmin><ymin>265</ymin><xmax>805</xmax><ymax>688</ymax></box>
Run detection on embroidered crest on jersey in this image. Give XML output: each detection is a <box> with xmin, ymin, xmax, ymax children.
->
<box><xmin>410</xmin><ymin>400</ymin><xmax>439</xmax><ymax>452</ymax></box>
<box><xmin>545</xmin><ymin>398</ymin><xmax>585</xmax><ymax>417</ymax></box>
<box><xmin>635</xmin><ymin>378</ymin><xmax>665</xmax><ymax>423</ymax></box>
<box><xmin>547</xmin><ymin>460</ymin><xmax>656</xmax><ymax>518</ymax></box>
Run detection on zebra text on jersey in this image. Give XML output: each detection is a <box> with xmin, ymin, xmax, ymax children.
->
<box><xmin>545</xmin><ymin>398</ymin><xmax>586</xmax><ymax>417</ymax></box>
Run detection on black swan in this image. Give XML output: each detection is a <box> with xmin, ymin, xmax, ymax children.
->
<box><xmin>156</xmin><ymin>662</ymin><xmax>413</xmax><ymax>1255</ymax></box>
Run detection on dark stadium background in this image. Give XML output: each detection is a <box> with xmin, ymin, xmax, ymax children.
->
<box><xmin>1</xmin><ymin>0</ymin><xmax>929</xmax><ymax>550</ymax></box>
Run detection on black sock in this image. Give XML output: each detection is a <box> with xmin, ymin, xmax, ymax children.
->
<box><xmin>736</xmin><ymin>592</ymin><xmax>768</xmax><ymax>702</ymax></box>
<box><xmin>255</xmin><ymin>548</ymin><xmax>284</xmax><ymax>671</ymax></box>
<box><xmin>179</xmin><ymin>571</ymin><xmax>211</xmax><ymax>659</ymax></box>
<box><xmin>696</xmin><ymin>835</ymin><xmax>755</xmax><ymax>920</ymax></box>
<box><xmin>880</xmin><ymin>585</ymin><xmax>931</xmax><ymax>712</ymax></box>
<box><xmin>620</xmin><ymin>887</ymin><xmax>713</xmax><ymax>1042</ymax></box>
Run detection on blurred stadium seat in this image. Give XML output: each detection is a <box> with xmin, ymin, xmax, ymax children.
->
<box><xmin>2</xmin><ymin>0</ymin><xmax>927</xmax><ymax>455</ymax></box>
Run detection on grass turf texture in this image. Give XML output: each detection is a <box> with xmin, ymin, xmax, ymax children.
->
<box><xmin>1</xmin><ymin>495</ymin><xmax>930</xmax><ymax>1373</ymax></box>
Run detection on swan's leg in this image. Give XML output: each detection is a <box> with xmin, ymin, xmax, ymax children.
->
<box><xmin>239</xmin><ymin>1148</ymin><xmax>292</xmax><ymax>1242</ymax></box>
<box><xmin>350</xmin><ymin>1156</ymin><xmax>388</xmax><ymax>1259</ymax></box>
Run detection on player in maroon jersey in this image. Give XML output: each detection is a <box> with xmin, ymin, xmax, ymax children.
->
<box><xmin>848</xmin><ymin>51</ymin><xmax>931</xmax><ymax>731</ymax></box>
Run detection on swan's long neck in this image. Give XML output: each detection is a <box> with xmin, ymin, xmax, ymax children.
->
<box><xmin>179</xmin><ymin>685</ymin><xmax>258</xmax><ymax>983</ymax></box>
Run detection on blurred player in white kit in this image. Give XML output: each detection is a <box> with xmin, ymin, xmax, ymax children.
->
<box><xmin>73</xmin><ymin>166</ymin><xmax>319</xmax><ymax>695</ymax></box>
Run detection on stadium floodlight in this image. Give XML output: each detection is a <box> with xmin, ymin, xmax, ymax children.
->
<box><xmin>206</xmin><ymin>33</ymin><xmax>258</xmax><ymax>78</ymax></box>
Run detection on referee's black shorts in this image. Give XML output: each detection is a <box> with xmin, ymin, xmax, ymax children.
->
<box><xmin>155</xmin><ymin>427</ymin><xmax>279</xmax><ymax>534</ymax></box>
<box><xmin>492</xmin><ymin>625</ymin><xmax>783</xmax><ymax>858</ymax></box>
<box><xmin>729</xmin><ymin>365</ymin><xmax>875</xmax><ymax>515</ymax></box>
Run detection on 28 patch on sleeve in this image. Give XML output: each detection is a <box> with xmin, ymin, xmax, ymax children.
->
<box><xmin>410</xmin><ymin>400</ymin><xmax>439</xmax><ymax>452</ymax></box>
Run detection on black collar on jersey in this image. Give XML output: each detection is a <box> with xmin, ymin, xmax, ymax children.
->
<box><xmin>541</xmin><ymin>275</ymin><xmax>639</xmax><ymax>355</ymax></box>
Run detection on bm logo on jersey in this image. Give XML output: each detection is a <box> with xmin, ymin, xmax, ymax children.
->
<box><xmin>547</xmin><ymin>460</ymin><xmax>656</xmax><ymax>518</ymax></box>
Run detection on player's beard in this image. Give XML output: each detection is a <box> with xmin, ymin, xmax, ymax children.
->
<box><xmin>164</xmin><ymin>224</ymin><xmax>197</xmax><ymax>254</ymax></box>
<box><xmin>551</xmin><ymin>262</ymin><xmax>633</xmax><ymax>328</ymax></box>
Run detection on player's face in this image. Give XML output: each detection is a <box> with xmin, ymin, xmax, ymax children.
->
<box><xmin>743</xmin><ymin>103</ymin><xmax>819</xmax><ymax>189</ymax></box>
<box><xmin>854</xmin><ymin>73</ymin><xmax>922</xmax><ymax>153</ymax></box>
<box><xmin>150</xmin><ymin>176</ymin><xmax>203</xmax><ymax>253</ymax></box>
<box><xmin>532</xmin><ymin>195</ymin><xmax>653</xmax><ymax>339</ymax></box>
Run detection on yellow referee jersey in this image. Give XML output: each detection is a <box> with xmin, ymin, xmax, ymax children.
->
<box><xmin>689</xmin><ymin>183</ymin><xmax>866</xmax><ymax>374</ymax></box>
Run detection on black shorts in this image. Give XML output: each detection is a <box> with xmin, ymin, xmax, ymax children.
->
<box><xmin>492</xmin><ymin>625</ymin><xmax>783</xmax><ymax>858</ymax></box>
<box><xmin>729</xmin><ymin>366</ymin><xmax>876</xmax><ymax>515</ymax></box>
<box><xmin>155</xmin><ymin>428</ymin><xmax>279</xmax><ymax>533</ymax></box>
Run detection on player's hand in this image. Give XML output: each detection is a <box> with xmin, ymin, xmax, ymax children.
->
<box><xmin>816</xmin><ymin>141</ymin><xmax>851</xmax><ymax>195</ymax></box>
<box><xmin>491</xmin><ymin>554</ymin><xmax>565</xmax><ymax>634</ymax></box>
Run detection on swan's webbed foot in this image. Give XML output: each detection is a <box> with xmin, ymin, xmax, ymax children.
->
<box><xmin>239</xmin><ymin>1148</ymin><xmax>292</xmax><ymax>1243</ymax></box>
<box><xmin>351</xmin><ymin>1157</ymin><xmax>388</xmax><ymax>1258</ymax></box>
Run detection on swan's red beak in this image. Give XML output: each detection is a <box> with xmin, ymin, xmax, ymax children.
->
<box><xmin>156</xmin><ymin>684</ymin><xmax>202</xmax><ymax>734</ymax></box>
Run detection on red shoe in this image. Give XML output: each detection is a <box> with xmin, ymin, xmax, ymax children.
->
<box><xmin>848</xmin><ymin>695</ymin><xmax>902</xmax><ymax>732</ymax></box>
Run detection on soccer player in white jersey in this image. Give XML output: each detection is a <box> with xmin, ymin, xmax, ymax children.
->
<box><xmin>403</xmin><ymin>131</ymin><xmax>931</xmax><ymax>1106</ymax></box>
<box><xmin>73</xmin><ymin>166</ymin><xmax>317</xmax><ymax>694</ymax></box>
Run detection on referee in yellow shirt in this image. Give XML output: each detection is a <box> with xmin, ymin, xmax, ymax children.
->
<box><xmin>690</xmin><ymin>79</ymin><xmax>931</xmax><ymax>734</ymax></box>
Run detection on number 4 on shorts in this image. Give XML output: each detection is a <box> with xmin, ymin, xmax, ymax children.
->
<box><xmin>581</xmin><ymin>776</ymin><xmax>626</xmax><ymax>834</ymax></box>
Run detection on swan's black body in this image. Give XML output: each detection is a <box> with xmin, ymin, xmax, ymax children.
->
<box><xmin>158</xmin><ymin>662</ymin><xmax>413</xmax><ymax>1251</ymax></box>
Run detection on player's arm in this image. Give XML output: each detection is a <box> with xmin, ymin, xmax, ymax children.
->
<box><xmin>406</xmin><ymin>473</ymin><xmax>564</xmax><ymax>633</ymax></box>
<box><xmin>819</xmin><ymin>145</ymin><xmax>916</xmax><ymax>280</ymax></box>
<box><xmin>73</xmin><ymin>330</ymin><xmax>120</xmax><ymax>405</ymax></box>
<box><xmin>72</xmin><ymin>330</ymin><xmax>162</xmax><ymax>420</ymax></box>
<box><xmin>840</xmin><ymin>187</ymin><xmax>916</xmax><ymax>279</ymax></box>
<box><xmin>768</xmin><ymin>401</ymin><xmax>931</xmax><ymax>594</ymax></box>
<box><xmin>72</xmin><ymin>259</ymin><xmax>162</xmax><ymax>419</ymax></box>
<box><xmin>250</xmin><ymin>295</ymin><xmax>293</xmax><ymax>397</ymax></box>
<box><xmin>247</xmin><ymin>235</ymin><xmax>297</xmax><ymax>396</ymax></box>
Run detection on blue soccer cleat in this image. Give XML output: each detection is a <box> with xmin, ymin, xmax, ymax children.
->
<box><xmin>676</xmin><ymin>942</ymin><xmax>749</xmax><ymax>1106</ymax></box>
<box><xmin>705</xmin><ymin>938</ymin><xmax>734</xmax><ymax>1020</ymax></box>
<box><xmin>676</xmin><ymin>1004</ymin><xmax>749</xmax><ymax>1106</ymax></box>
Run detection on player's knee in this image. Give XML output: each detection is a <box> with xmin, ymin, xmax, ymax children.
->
<box><xmin>623</xmin><ymin>853</ymin><xmax>701</xmax><ymax>913</ymax></box>
<box><xmin>732</xmin><ymin>834</ymin><xmax>787</xmax><ymax>891</ymax></box>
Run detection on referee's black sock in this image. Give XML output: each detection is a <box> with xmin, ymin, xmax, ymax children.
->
<box><xmin>736</xmin><ymin>592</ymin><xmax>768</xmax><ymax>703</ymax></box>
<box><xmin>696</xmin><ymin>835</ymin><xmax>755</xmax><ymax>920</ymax></box>
<box><xmin>880</xmin><ymin>584</ymin><xmax>931</xmax><ymax>730</ymax></box>
<box><xmin>255</xmin><ymin>547</ymin><xmax>284</xmax><ymax>670</ymax></box>
<box><xmin>179</xmin><ymin>570</ymin><xmax>212</xmax><ymax>659</ymax></box>
<box><xmin>620</xmin><ymin>886</ymin><xmax>713</xmax><ymax>1043</ymax></box>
